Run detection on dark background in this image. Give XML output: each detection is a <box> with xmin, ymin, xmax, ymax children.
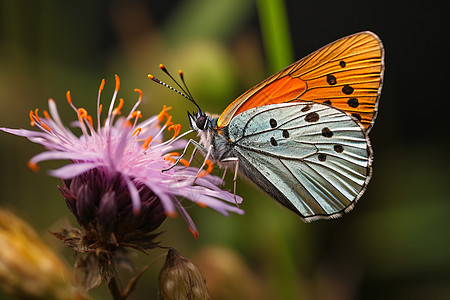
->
<box><xmin>0</xmin><ymin>0</ymin><xmax>449</xmax><ymax>299</ymax></box>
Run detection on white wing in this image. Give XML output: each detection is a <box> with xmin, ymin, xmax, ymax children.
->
<box><xmin>227</xmin><ymin>102</ymin><xmax>372</xmax><ymax>221</ymax></box>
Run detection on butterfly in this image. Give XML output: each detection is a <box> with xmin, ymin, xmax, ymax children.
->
<box><xmin>151</xmin><ymin>31</ymin><xmax>384</xmax><ymax>222</ymax></box>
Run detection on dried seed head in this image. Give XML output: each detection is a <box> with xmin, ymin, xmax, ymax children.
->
<box><xmin>0</xmin><ymin>209</ymin><xmax>84</xmax><ymax>300</ymax></box>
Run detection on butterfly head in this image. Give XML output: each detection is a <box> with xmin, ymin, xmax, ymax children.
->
<box><xmin>187</xmin><ymin>111</ymin><xmax>210</xmax><ymax>132</ymax></box>
<box><xmin>187</xmin><ymin>110</ymin><xmax>222</xmax><ymax>152</ymax></box>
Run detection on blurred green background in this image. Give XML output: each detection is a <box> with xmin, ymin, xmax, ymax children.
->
<box><xmin>1</xmin><ymin>0</ymin><xmax>449</xmax><ymax>299</ymax></box>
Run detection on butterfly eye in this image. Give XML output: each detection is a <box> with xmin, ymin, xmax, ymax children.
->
<box><xmin>196</xmin><ymin>115</ymin><xmax>207</xmax><ymax>130</ymax></box>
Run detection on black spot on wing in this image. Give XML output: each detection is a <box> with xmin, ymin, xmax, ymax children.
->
<box><xmin>305</xmin><ymin>112</ymin><xmax>319</xmax><ymax>122</ymax></box>
<box><xmin>347</xmin><ymin>98</ymin><xmax>359</xmax><ymax>108</ymax></box>
<box><xmin>342</xmin><ymin>85</ymin><xmax>354</xmax><ymax>95</ymax></box>
<box><xmin>334</xmin><ymin>144</ymin><xmax>344</xmax><ymax>153</ymax></box>
<box><xmin>270</xmin><ymin>137</ymin><xmax>278</xmax><ymax>146</ymax></box>
<box><xmin>301</xmin><ymin>105</ymin><xmax>311</xmax><ymax>112</ymax></box>
<box><xmin>326</xmin><ymin>74</ymin><xmax>337</xmax><ymax>85</ymax></box>
<box><xmin>321</xmin><ymin>127</ymin><xmax>334</xmax><ymax>138</ymax></box>
<box><xmin>269</xmin><ymin>118</ymin><xmax>277</xmax><ymax>128</ymax></box>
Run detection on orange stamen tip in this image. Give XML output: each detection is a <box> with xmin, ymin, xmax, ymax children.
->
<box><xmin>164</xmin><ymin>115</ymin><xmax>173</xmax><ymax>127</ymax></box>
<box><xmin>142</xmin><ymin>136</ymin><xmax>153</xmax><ymax>149</ymax></box>
<box><xmin>134</xmin><ymin>88</ymin><xmax>143</xmax><ymax>99</ymax></box>
<box><xmin>157</xmin><ymin>108</ymin><xmax>164</xmax><ymax>122</ymax></box>
<box><xmin>114</xmin><ymin>74</ymin><xmax>120</xmax><ymax>92</ymax></box>
<box><xmin>113</xmin><ymin>98</ymin><xmax>124</xmax><ymax>115</ymax></box>
<box><xmin>168</xmin><ymin>124</ymin><xmax>181</xmax><ymax>139</ymax></box>
<box><xmin>179</xmin><ymin>158</ymin><xmax>190</xmax><ymax>167</ymax></box>
<box><xmin>41</xmin><ymin>123</ymin><xmax>52</xmax><ymax>132</ymax></box>
<box><xmin>158</xmin><ymin>105</ymin><xmax>172</xmax><ymax>123</ymax></box>
<box><xmin>178</xmin><ymin>70</ymin><xmax>183</xmax><ymax>75</ymax></box>
<box><xmin>66</xmin><ymin>91</ymin><xmax>72</xmax><ymax>104</ymax></box>
<box><xmin>166</xmin><ymin>211</ymin><xmax>177</xmax><ymax>218</ymax></box>
<box><xmin>78</xmin><ymin>108</ymin><xmax>88</xmax><ymax>118</ymax></box>
<box><xmin>189</xmin><ymin>228</ymin><xmax>199</xmax><ymax>239</ymax></box>
<box><xmin>29</xmin><ymin>110</ymin><xmax>35</xmax><ymax>126</ymax></box>
<box><xmin>197</xmin><ymin>202</ymin><xmax>207</xmax><ymax>208</ymax></box>
<box><xmin>27</xmin><ymin>161</ymin><xmax>39</xmax><ymax>172</ymax></box>
<box><xmin>147</xmin><ymin>74</ymin><xmax>154</xmax><ymax>80</ymax></box>
<box><xmin>34</xmin><ymin>108</ymin><xmax>41</xmax><ymax>123</ymax></box>
<box><xmin>133</xmin><ymin>128</ymin><xmax>142</xmax><ymax>137</ymax></box>
<box><xmin>198</xmin><ymin>160</ymin><xmax>213</xmax><ymax>177</ymax></box>
<box><xmin>43</xmin><ymin>110</ymin><xmax>51</xmax><ymax>119</ymax></box>
<box><xmin>77</xmin><ymin>108</ymin><xmax>92</xmax><ymax>126</ymax></box>
<box><xmin>131</xmin><ymin>111</ymin><xmax>142</xmax><ymax>119</ymax></box>
<box><xmin>164</xmin><ymin>156</ymin><xmax>176</xmax><ymax>163</ymax></box>
<box><xmin>99</xmin><ymin>79</ymin><xmax>106</xmax><ymax>92</ymax></box>
<box><xmin>167</xmin><ymin>152</ymin><xmax>180</xmax><ymax>156</ymax></box>
<box><xmin>163</xmin><ymin>152</ymin><xmax>179</xmax><ymax>161</ymax></box>
<box><xmin>159</xmin><ymin>64</ymin><xmax>165</xmax><ymax>69</ymax></box>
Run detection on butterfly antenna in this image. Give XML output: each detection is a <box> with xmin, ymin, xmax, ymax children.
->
<box><xmin>178</xmin><ymin>69</ymin><xmax>195</xmax><ymax>101</ymax></box>
<box><xmin>149</xmin><ymin>64</ymin><xmax>203</xmax><ymax>115</ymax></box>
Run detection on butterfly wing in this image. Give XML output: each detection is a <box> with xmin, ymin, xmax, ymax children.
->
<box><xmin>227</xmin><ymin>102</ymin><xmax>372</xmax><ymax>221</ymax></box>
<box><xmin>218</xmin><ymin>31</ymin><xmax>384</xmax><ymax>133</ymax></box>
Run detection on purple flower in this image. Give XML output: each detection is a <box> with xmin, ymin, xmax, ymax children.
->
<box><xmin>1</xmin><ymin>75</ymin><xmax>243</xmax><ymax>240</ymax></box>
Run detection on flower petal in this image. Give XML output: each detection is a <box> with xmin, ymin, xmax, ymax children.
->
<box><xmin>123</xmin><ymin>176</ymin><xmax>141</xmax><ymax>214</ymax></box>
<box><xmin>0</xmin><ymin>127</ymin><xmax>49</xmax><ymax>138</ymax></box>
<box><xmin>48</xmin><ymin>99</ymin><xmax>65</xmax><ymax>128</ymax></box>
<box><xmin>49</xmin><ymin>162</ymin><xmax>100</xmax><ymax>179</ymax></box>
<box><xmin>173</xmin><ymin>199</ymin><xmax>198</xmax><ymax>238</ymax></box>
<box><xmin>152</xmin><ymin>189</ymin><xmax>176</xmax><ymax>216</ymax></box>
<box><xmin>30</xmin><ymin>151</ymin><xmax>101</xmax><ymax>165</ymax></box>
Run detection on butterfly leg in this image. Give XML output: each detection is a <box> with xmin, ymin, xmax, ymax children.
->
<box><xmin>188</xmin><ymin>146</ymin><xmax>199</xmax><ymax>166</ymax></box>
<box><xmin>220</xmin><ymin>157</ymin><xmax>239</xmax><ymax>206</ymax></box>
<box><xmin>162</xmin><ymin>138</ymin><xmax>206</xmax><ymax>172</ymax></box>
<box><xmin>220</xmin><ymin>167</ymin><xmax>228</xmax><ymax>186</ymax></box>
<box><xmin>194</xmin><ymin>144</ymin><xmax>213</xmax><ymax>181</ymax></box>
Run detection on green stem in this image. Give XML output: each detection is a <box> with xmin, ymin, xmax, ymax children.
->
<box><xmin>256</xmin><ymin>0</ymin><xmax>294</xmax><ymax>73</ymax></box>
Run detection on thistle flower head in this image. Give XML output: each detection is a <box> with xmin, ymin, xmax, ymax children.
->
<box><xmin>1</xmin><ymin>75</ymin><xmax>243</xmax><ymax>242</ymax></box>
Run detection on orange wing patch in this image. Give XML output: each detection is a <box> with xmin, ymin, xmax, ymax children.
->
<box><xmin>217</xmin><ymin>31</ymin><xmax>384</xmax><ymax>132</ymax></box>
<box><xmin>232</xmin><ymin>76</ymin><xmax>306</xmax><ymax>117</ymax></box>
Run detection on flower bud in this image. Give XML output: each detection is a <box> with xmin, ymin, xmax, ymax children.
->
<box><xmin>158</xmin><ymin>248</ymin><xmax>210</xmax><ymax>300</ymax></box>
